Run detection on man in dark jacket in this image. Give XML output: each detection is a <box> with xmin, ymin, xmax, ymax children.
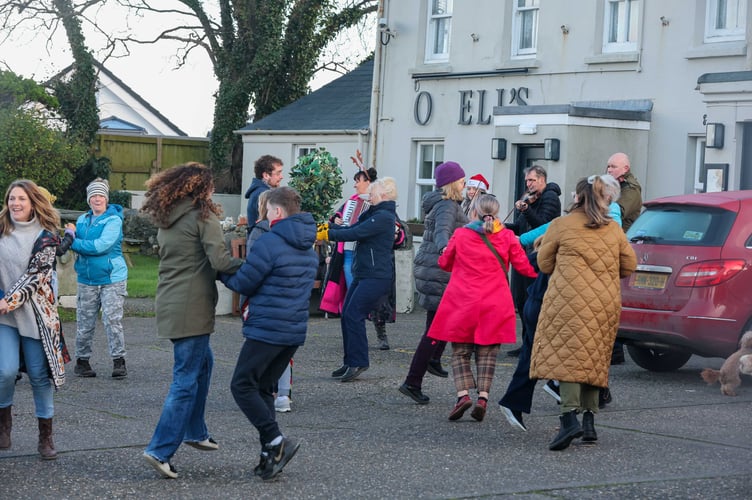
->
<box><xmin>505</xmin><ymin>165</ymin><xmax>561</xmax><ymax>356</ymax></box>
<box><xmin>244</xmin><ymin>155</ymin><xmax>283</xmax><ymax>230</ymax></box>
<box><xmin>220</xmin><ymin>187</ymin><xmax>317</xmax><ymax>481</ymax></box>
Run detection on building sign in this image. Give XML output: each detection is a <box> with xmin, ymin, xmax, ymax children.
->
<box><xmin>414</xmin><ymin>87</ymin><xmax>530</xmax><ymax>126</ymax></box>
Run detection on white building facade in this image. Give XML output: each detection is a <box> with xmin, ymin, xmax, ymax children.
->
<box><xmin>372</xmin><ymin>0</ymin><xmax>752</xmax><ymax>220</ymax></box>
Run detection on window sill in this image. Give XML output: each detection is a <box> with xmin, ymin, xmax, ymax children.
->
<box><xmin>498</xmin><ymin>58</ymin><xmax>540</xmax><ymax>70</ymax></box>
<box><xmin>685</xmin><ymin>42</ymin><xmax>746</xmax><ymax>59</ymax></box>
<box><xmin>410</xmin><ymin>63</ymin><xmax>453</xmax><ymax>76</ymax></box>
<box><xmin>584</xmin><ymin>52</ymin><xmax>639</xmax><ymax>65</ymax></box>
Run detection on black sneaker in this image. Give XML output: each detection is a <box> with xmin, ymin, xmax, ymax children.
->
<box><xmin>331</xmin><ymin>365</ymin><xmax>349</xmax><ymax>378</ymax></box>
<box><xmin>74</xmin><ymin>359</ymin><xmax>96</xmax><ymax>378</ymax></box>
<box><xmin>500</xmin><ymin>405</ymin><xmax>528</xmax><ymax>432</ymax></box>
<box><xmin>398</xmin><ymin>383</ymin><xmax>430</xmax><ymax>404</ymax></box>
<box><xmin>253</xmin><ymin>451</ymin><xmax>269</xmax><ymax>477</ymax></box>
<box><xmin>260</xmin><ymin>437</ymin><xmax>300</xmax><ymax>481</ymax></box>
<box><xmin>543</xmin><ymin>380</ymin><xmax>561</xmax><ymax>403</ymax></box>
<box><xmin>599</xmin><ymin>387</ymin><xmax>613</xmax><ymax>409</ymax></box>
<box><xmin>426</xmin><ymin>360</ymin><xmax>448</xmax><ymax>378</ymax></box>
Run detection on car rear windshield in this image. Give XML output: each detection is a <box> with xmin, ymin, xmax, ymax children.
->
<box><xmin>626</xmin><ymin>204</ymin><xmax>736</xmax><ymax>246</ymax></box>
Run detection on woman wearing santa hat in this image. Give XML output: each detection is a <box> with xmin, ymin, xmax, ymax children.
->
<box><xmin>462</xmin><ymin>174</ymin><xmax>490</xmax><ymax>216</ymax></box>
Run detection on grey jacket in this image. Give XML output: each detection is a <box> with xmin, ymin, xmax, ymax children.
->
<box><xmin>413</xmin><ymin>190</ymin><xmax>468</xmax><ymax>311</ymax></box>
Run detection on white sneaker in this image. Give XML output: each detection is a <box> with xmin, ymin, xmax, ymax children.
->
<box><xmin>184</xmin><ymin>437</ymin><xmax>219</xmax><ymax>451</ymax></box>
<box><xmin>143</xmin><ymin>452</ymin><xmax>178</xmax><ymax>479</ymax></box>
<box><xmin>274</xmin><ymin>395</ymin><xmax>291</xmax><ymax>413</ymax></box>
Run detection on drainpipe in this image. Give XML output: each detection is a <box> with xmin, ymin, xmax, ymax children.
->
<box><xmin>368</xmin><ymin>0</ymin><xmax>386</xmax><ymax>169</ymax></box>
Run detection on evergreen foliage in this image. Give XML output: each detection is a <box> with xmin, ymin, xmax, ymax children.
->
<box><xmin>289</xmin><ymin>148</ymin><xmax>344</xmax><ymax>224</ymax></box>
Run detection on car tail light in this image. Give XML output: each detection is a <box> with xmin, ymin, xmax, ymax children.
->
<box><xmin>675</xmin><ymin>260</ymin><xmax>746</xmax><ymax>287</ymax></box>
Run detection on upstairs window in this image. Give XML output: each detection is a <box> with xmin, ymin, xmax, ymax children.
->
<box><xmin>512</xmin><ymin>0</ymin><xmax>539</xmax><ymax>58</ymax></box>
<box><xmin>705</xmin><ymin>0</ymin><xmax>747</xmax><ymax>43</ymax></box>
<box><xmin>603</xmin><ymin>0</ymin><xmax>641</xmax><ymax>53</ymax></box>
<box><xmin>425</xmin><ymin>0</ymin><xmax>453</xmax><ymax>62</ymax></box>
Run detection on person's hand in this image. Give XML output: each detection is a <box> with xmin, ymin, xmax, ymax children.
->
<box><xmin>515</xmin><ymin>200</ymin><xmax>528</xmax><ymax>212</ymax></box>
<box><xmin>0</xmin><ymin>299</ymin><xmax>9</xmax><ymax>315</ymax></box>
<box><xmin>65</xmin><ymin>223</ymin><xmax>76</xmax><ymax>232</ymax></box>
<box><xmin>333</xmin><ymin>216</ymin><xmax>343</xmax><ymax>225</ymax></box>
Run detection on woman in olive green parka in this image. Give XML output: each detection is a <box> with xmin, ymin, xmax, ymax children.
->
<box><xmin>139</xmin><ymin>163</ymin><xmax>243</xmax><ymax>479</ymax></box>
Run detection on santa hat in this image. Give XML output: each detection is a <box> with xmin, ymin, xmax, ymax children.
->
<box><xmin>467</xmin><ymin>174</ymin><xmax>489</xmax><ymax>192</ymax></box>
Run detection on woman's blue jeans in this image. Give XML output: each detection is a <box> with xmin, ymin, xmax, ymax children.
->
<box><xmin>0</xmin><ymin>324</ymin><xmax>54</xmax><ymax>418</ymax></box>
<box><xmin>145</xmin><ymin>334</ymin><xmax>213</xmax><ymax>462</ymax></box>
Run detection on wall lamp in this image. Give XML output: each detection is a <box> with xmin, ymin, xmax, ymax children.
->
<box><xmin>706</xmin><ymin>123</ymin><xmax>724</xmax><ymax>149</ymax></box>
<box><xmin>491</xmin><ymin>138</ymin><xmax>507</xmax><ymax>160</ymax></box>
<box><xmin>544</xmin><ymin>138</ymin><xmax>560</xmax><ymax>161</ymax></box>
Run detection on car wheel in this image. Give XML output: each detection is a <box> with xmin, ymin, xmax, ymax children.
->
<box><xmin>626</xmin><ymin>345</ymin><xmax>692</xmax><ymax>372</ymax></box>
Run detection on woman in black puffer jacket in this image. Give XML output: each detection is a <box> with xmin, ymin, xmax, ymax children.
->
<box><xmin>399</xmin><ymin>161</ymin><xmax>468</xmax><ymax>404</ymax></box>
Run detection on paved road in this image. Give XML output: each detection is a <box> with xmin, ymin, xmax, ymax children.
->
<box><xmin>1</xmin><ymin>306</ymin><xmax>750</xmax><ymax>499</ymax></box>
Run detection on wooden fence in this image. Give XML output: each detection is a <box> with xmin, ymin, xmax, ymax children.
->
<box><xmin>97</xmin><ymin>133</ymin><xmax>210</xmax><ymax>191</ymax></box>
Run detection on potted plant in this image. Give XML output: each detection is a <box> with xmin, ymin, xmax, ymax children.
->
<box><xmin>289</xmin><ymin>147</ymin><xmax>344</xmax><ymax>224</ymax></box>
<box><xmin>406</xmin><ymin>217</ymin><xmax>425</xmax><ymax>237</ymax></box>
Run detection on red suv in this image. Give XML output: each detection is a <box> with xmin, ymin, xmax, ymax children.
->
<box><xmin>618</xmin><ymin>190</ymin><xmax>752</xmax><ymax>371</ymax></box>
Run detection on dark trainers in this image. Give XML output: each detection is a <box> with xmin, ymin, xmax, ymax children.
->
<box><xmin>331</xmin><ymin>365</ymin><xmax>349</xmax><ymax>378</ymax></box>
<box><xmin>599</xmin><ymin>387</ymin><xmax>613</xmax><ymax>409</ymax></box>
<box><xmin>426</xmin><ymin>360</ymin><xmax>449</xmax><ymax>378</ymax></box>
<box><xmin>254</xmin><ymin>451</ymin><xmax>270</xmax><ymax>477</ymax></box>
<box><xmin>260</xmin><ymin>437</ymin><xmax>300</xmax><ymax>481</ymax></box>
<box><xmin>543</xmin><ymin>380</ymin><xmax>561</xmax><ymax>403</ymax></box>
<box><xmin>448</xmin><ymin>395</ymin><xmax>472</xmax><ymax>421</ymax></box>
<box><xmin>470</xmin><ymin>398</ymin><xmax>488</xmax><ymax>422</ymax></box>
<box><xmin>74</xmin><ymin>359</ymin><xmax>96</xmax><ymax>378</ymax></box>
<box><xmin>500</xmin><ymin>405</ymin><xmax>528</xmax><ymax>432</ymax></box>
<box><xmin>399</xmin><ymin>383</ymin><xmax>430</xmax><ymax>404</ymax></box>
<box><xmin>143</xmin><ymin>452</ymin><xmax>177</xmax><ymax>479</ymax></box>
<box><xmin>112</xmin><ymin>357</ymin><xmax>127</xmax><ymax>378</ymax></box>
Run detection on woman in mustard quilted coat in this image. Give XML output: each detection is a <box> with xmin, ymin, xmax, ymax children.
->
<box><xmin>530</xmin><ymin>175</ymin><xmax>636</xmax><ymax>451</ymax></box>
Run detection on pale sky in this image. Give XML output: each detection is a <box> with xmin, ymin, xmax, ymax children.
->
<box><xmin>0</xmin><ymin>3</ymin><xmax>373</xmax><ymax>137</ymax></box>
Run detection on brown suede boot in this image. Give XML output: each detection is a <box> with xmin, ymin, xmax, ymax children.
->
<box><xmin>0</xmin><ymin>406</ymin><xmax>11</xmax><ymax>449</ymax></box>
<box><xmin>37</xmin><ymin>418</ymin><xmax>57</xmax><ymax>460</ymax></box>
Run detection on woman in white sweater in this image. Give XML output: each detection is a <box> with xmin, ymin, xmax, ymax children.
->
<box><xmin>0</xmin><ymin>179</ymin><xmax>69</xmax><ymax>460</ymax></box>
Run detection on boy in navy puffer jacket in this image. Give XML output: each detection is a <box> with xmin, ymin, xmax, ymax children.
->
<box><xmin>220</xmin><ymin>186</ymin><xmax>317</xmax><ymax>481</ymax></box>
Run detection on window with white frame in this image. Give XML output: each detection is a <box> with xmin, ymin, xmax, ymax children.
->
<box><xmin>415</xmin><ymin>142</ymin><xmax>444</xmax><ymax>217</ymax></box>
<box><xmin>295</xmin><ymin>144</ymin><xmax>316</xmax><ymax>160</ymax></box>
<box><xmin>512</xmin><ymin>0</ymin><xmax>539</xmax><ymax>58</ymax></box>
<box><xmin>603</xmin><ymin>0</ymin><xmax>641</xmax><ymax>53</ymax></box>
<box><xmin>425</xmin><ymin>0</ymin><xmax>453</xmax><ymax>62</ymax></box>
<box><xmin>705</xmin><ymin>0</ymin><xmax>748</xmax><ymax>43</ymax></box>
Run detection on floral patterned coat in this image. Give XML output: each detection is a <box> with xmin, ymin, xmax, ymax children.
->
<box><xmin>4</xmin><ymin>230</ymin><xmax>69</xmax><ymax>388</ymax></box>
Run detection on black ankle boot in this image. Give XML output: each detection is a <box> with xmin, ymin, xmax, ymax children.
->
<box><xmin>549</xmin><ymin>410</ymin><xmax>583</xmax><ymax>451</ymax></box>
<box><xmin>582</xmin><ymin>411</ymin><xmax>597</xmax><ymax>442</ymax></box>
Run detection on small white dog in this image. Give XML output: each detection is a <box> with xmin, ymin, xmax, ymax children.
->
<box><xmin>739</xmin><ymin>354</ymin><xmax>752</xmax><ymax>375</ymax></box>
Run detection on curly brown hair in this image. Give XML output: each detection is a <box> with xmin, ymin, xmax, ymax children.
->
<box><xmin>140</xmin><ymin>162</ymin><xmax>221</xmax><ymax>226</ymax></box>
<box><xmin>0</xmin><ymin>179</ymin><xmax>60</xmax><ymax>236</ymax></box>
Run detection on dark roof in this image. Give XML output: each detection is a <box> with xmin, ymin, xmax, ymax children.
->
<box><xmin>240</xmin><ymin>59</ymin><xmax>373</xmax><ymax>132</ymax></box>
<box><xmin>52</xmin><ymin>60</ymin><xmax>188</xmax><ymax>137</ymax></box>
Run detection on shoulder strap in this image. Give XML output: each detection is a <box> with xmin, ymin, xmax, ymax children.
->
<box><xmin>480</xmin><ymin>233</ymin><xmax>508</xmax><ymax>275</ymax></box>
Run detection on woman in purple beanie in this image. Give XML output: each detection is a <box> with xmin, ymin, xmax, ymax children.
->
<box><xmin>399</xmin><ymin>161</ymin><xmax>468</xmax><ymax>404</ymax></box>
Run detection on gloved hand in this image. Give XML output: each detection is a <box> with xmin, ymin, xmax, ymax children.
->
<box><xmin>316</xmin><ymin>222</ymin><xmax>329</xmax><ymax>241</ymax></box>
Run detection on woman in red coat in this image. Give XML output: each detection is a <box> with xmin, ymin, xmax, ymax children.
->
<box><xmin>428</xmin><ymin>194</ymin><xmax>537</xmax><ymax>422</ymax></box>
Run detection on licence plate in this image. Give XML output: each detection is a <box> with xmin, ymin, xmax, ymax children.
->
<box><xmin>633</xmin><ymin>272</ymin><xmax>668</xmax><ymax>290</ymax></box>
